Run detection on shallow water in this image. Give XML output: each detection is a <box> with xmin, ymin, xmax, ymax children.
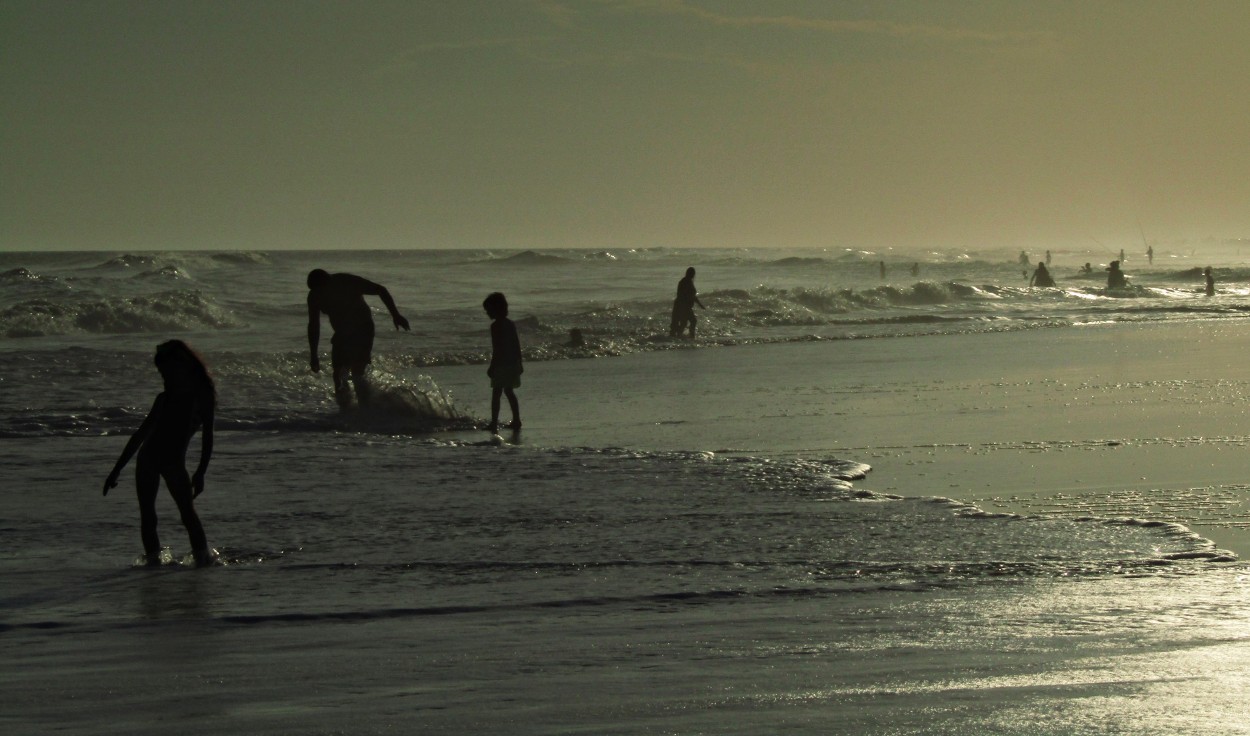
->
<box><xmin>3</xmin><ymin>248</ymin><xmax>1250</xmax><ymax>733</ymax></box>
<box><xmin>5</xmin><ymin>429</ymin><xmax>1246</xmax><ymax>735</ymax></box>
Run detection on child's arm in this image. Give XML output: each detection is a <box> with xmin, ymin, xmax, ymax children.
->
<box><xmin>192</xmin><ymin>404</ymin><xmax>214</xmax><ymax>498</ymax></box>
<box><xmin>103</xmin><ymin>396</ymin><xmax>162</xmax><ymax>496</ymax></box>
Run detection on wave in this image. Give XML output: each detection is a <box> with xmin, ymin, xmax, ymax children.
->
<box><xmin>0</xmin><ymin>290</ymin><xmax>242</xmax><ymax>338</ymax></box>
<box><xmin>91</xmin><ymin>253</ymin><xmax>162</xmax><ymax>270</ymax></box>
<box><xmin>9</xmin><ymin>248</ymin><xmax>1250</xmax><ymax>371</ymax></box>
<box><xmin>132</xmin><ymin>264</ymin><xmax>190</xmax><ymax>281</ymax></box>
<box><xmin>482</xmin><ymin>250</ymin><xmax>574</xmax><ymax>266</ymax></box>
<box><xmin>1</xmin><ymin>267</ymin><xmax>58</xmax><ymax>284</ymax></box>
<box><xmin>1151</xmin><ymin>266</ymin><xmax>1250</xmax><ymax>282</ymax></box>
<box><xmin>767</xmin><ymin>256</ymin><xmax>832</xmax><ymax>268</ymax></box>
<box><xmin>361</xmin><ymin>276</ymin><xmax>1250</xmax><ymax>367</ymax></box>
<box><xmin>0</xmin><ymin>355</ymin><xmax>475</xmax><ymax>437</ymax></box>
<box><xmin>210</xmin><ymin>251</ymin><xmax>272</xmax><ymax>266</ymax></box>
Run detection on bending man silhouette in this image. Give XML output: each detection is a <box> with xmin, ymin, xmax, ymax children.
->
<box><xmin>307</xmin><ymin>269</ymin><xmax>409</xmax><ymax>409</ymax></box>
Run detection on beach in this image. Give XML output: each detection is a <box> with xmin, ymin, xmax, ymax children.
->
<box><xmin>432</xmin><ymin>319</ymin><xmax>1250</xmax><ymax>557</ymax></box>
<box><xmin>6</xmin><ymin>321</ymin><xmax>1249</xmax><ymax>734</ymax></box>
<box><xmin>4</xmin><ymin>249</ymin><xmax>1250</xmax><ymax>734</ymax></box>
<box><xmin>8</xmin><ymin>1</ymin><xmax>1250</xmax><ymax>730</ymax></box>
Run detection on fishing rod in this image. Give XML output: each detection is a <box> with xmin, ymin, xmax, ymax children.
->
<box><xmin>1089</xmin><ymin>237</ymin><xmax>1118</xmax><ymax>258</ymax></box>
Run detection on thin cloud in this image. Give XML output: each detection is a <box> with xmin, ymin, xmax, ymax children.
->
<box><xmin>373</xmin><ymin>35</ymin><xmax>559</xmax><ymax>76</ymax></box>
<box><xmin>605</xmin><ymin>0</ymin><xmax>1049</xmax><ymax>46</ymax></box>
<box><xmin>530</xmin><ymin>0</ymin><xmax>580</xmax><ymax>29</ymax></box>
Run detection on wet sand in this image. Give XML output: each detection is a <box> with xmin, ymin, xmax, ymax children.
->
<box><xmin>430</xmin><ymin>319</ymin><xmax>1250</xmax><ymax>557</ymax></box>
<box><xmin>6</xmin><ymin>320</ymin><xmax>1250</xmax><ymax>735</ymax></box>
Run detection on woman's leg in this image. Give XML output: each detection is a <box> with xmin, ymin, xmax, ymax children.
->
<box><xmin>135</xmin><ymin>461</ymin><xmax>162</xmax><ymax>559</ymax></box>
<box><xmin>163</xmin><ymin>466</ymin><xmax>208</xmax><ymax>558</ymax></box>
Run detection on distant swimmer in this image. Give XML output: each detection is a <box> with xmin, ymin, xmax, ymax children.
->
<box><xmin>669</xmin><ymin>267</ymin><xmax>706</xmax><ymax>339</ymax></box>
<box><xmin>1106</xmin><ymin>260</ymin><xmax>1127</xmax><ymax>289</ymax></box>
<box><xmin>910</xmin><ymin>262</ymin><xmax>920</xmax><ymax>277</ymax></box>
<box><xmin>484</xmin><ymin>292</ymin><xmax>522</xmax><ymax>433</ymax></box>
<box><xmin>103</xmin><ymin>340</ymin><xmax>216</xmax><ymax>566</ymax></box>
<box><xmin>1029</xmin><ymin>261</ymin><xmax>1055</xmax><ymax>288</ymax></box>
<box><xmin>1018</xmin><ymin>250</ymin><xmax>1030</xmax><ymax>267</ymax></box>
<box><xmin>1080</xmin><ymin>262</ymin><xmax>1093</xmax><ymax>274</ymax></box>
<box><xmin>307</xmin><ymin>269</ymin><xmax>410</xmax><ymax>409</ymax></box>
<box><xmin>879</xmin><ymin>261</ymin><xmax>887</xmax><ymax>280</ymax></box>
<box><xmin>1045</xmin><ymin>250</ymin><xmax>1052</xmax><ymax>266</ymax></box>
<box><xmin>1204</xmin><ymin>266</ymin><xmax>1215</xmax><ymax>296</ymax></box>
<box><xmin>1147</xmin><ymin>245</ymin><xmax>1154</xmax><ymax>264</ymax></box>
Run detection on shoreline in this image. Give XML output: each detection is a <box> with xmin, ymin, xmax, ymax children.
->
<box><xmin>427</xmin><ymin>319</ymin><xmax>1250</xmax><ymax>559</ymax></box>
<box><xmin>7</xmin><ymin>319</ymin><xmax>1250</xmax><ymax>735</ymax></box>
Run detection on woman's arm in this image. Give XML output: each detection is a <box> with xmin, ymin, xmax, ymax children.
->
<box><xmin>192</xmin><ymin>405</ymin><xmax>214</xmax><ymax>498</ymax></box>
<box><xmin>103</xmin><ymin>396</ymin><xmax>162</xmax><ymax>495</ymax></box>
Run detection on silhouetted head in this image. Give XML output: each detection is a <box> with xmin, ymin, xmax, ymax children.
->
<box><xmin>1109</xmin><ymin>260</ymin><xmax>1120</xmax><ymax>269</ymax></box>
<box><xmin>483</xmin><ymin>292</ymin><xmax>509</xmax><ymax>319</ymax></box>
<box><xmin>154</xmin><ymin>340</ymin><xmax>217</xmax><ymax>407</ymax></box>
<box><xmin>685</xmin><ymin>267</ymin><xmax>695</xmax><ymax>278</ymax></box>
<box><xmin>307</xmin><ymin>269</ymin><xmax>330</xmax><ymax>290</ymax></box>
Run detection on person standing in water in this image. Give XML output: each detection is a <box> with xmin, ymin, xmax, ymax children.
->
<box><xmin>669</xmin><ymin>267</ymin><xmax>706</xmax><ymax>339</ymax></box>
<box><xmin>1204</xmin><ymin>267</ymin><xmax>1215</xmax><ymax>296</ymax></box>
<box><xmin>484</xmin><ymin>292</ymin><xmax>522</xmax><ymax>433</ymax></box>
<box><xmin>306</xmin><ymin>269</ymin><xmax>410</xmax><ymax>409</ymax></box>
<box><xmin>103</xmin><ymin>340</ymin><xmax>216</xmax><ymax>566</ymax></box>
<box><xmin>1029</xmin><ymin>261</ymin><xmax>1055</xmax><ymax>288</ymax></box>
<box><xmin>1106</xmin><ymin>260</ymin><xmax>1127</xmax><ymax>289</ymax></box>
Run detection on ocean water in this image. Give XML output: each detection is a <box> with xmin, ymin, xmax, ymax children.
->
<box><xmin>3</xmin><ymin>245</ymin><xmax>1248</xmax><ymax>435</ymax></box>
<box><xmin>3</xmin><ymin>246</ymin><xmax>1250</xmax><ymax>733</ymax></box>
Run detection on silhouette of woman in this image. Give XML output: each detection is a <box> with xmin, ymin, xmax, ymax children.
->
<box><xmin>103</xmin><ymin>340</ymin><xmax>216</xmax><ymax>565</ymax></box>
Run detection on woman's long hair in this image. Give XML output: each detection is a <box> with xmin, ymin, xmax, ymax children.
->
<box><xmin>154</xmin><ymin>340</ymin><xmax>217</xmax><ymax>410</ymax></box>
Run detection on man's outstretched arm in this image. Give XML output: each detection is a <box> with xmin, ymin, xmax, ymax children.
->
<box><xmin>362</xmin><ymin>280</ymin><xmax>410</xmax><ymax>331</ymax></box>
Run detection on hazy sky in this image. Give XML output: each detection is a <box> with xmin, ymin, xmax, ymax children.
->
<box><xmin>3</xmin><ymin>1</ymin><xmax>1249</xmax><ymax>251</ymax></box>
